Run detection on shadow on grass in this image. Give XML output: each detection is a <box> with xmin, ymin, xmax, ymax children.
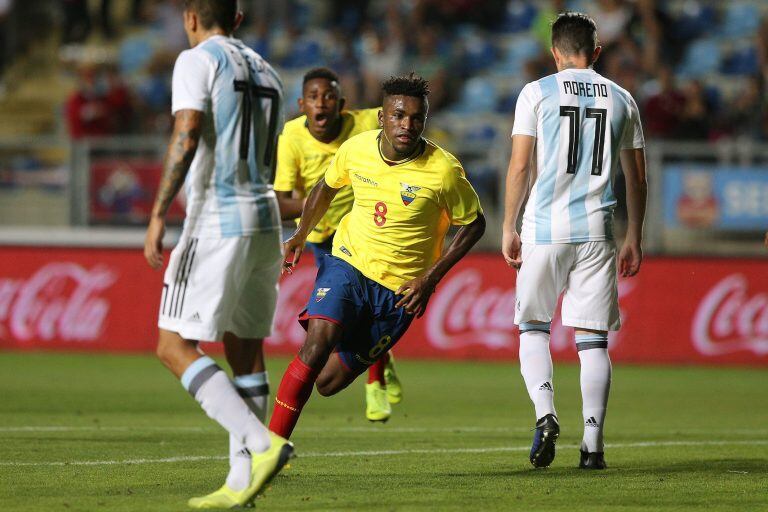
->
<box><xmin>495</xmin><ymin>458</ymin><xmax>768</xmax><ymax>478</ymax></box>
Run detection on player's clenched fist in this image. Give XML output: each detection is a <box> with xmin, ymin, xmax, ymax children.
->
<box><xmin>144</xmin><ymin>216</ymin><xmax>166</xmax><ymax>269</ymax></box>
<box><xmin>501</xmin><ymin>229</ymin><xmax>522</xmax><ymax>269</ymax></box>
<box><xmin>282</xmin><ymin>234</ymin><xmax>306</xmax><ymax>274</ymax></box>
<box><xmin>618</xmin><ymin>239</ymin><xmax>642</xmax><ymax>277</ymax></box>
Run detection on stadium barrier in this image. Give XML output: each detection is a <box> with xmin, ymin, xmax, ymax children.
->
<box><xmin>0</xmin><ymin>245</ymin><xmax>766</xmax><ymax>366</ymax></box>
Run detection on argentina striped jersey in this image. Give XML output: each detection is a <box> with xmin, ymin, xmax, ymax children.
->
<box><xmin>171</xmin><ymin>35</ymin><xmax>284</xmax><ymax>238</ymax></box>
<box><xmin>512</xmin><ymin>68</ymin><xmax>644</xmax><ymax>244</ymax></box>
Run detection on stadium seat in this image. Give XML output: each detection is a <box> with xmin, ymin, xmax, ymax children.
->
<box><xmin>281</xmin><ymin>37</ymin><xmax>323</xmax><ymax>69</ymax></box>
<box><xmin>451</xmin><ymin>77</ymin><xmax>498</xmax><ymax>114</ymax></box>
<box><xmin>719</xmin><ymin>2</ymin><xmax>761</xmax><ymax>38</ymax></box>
<box><xmin>119</xmin><ymin>34</ymin><xmax>157</xmax><ymax>75</ymax></box>
<box><xmin>677</xmin><ymin>38</ymin><xmax>721</xmax><ymax>78</ymax></box>
<box><xmin>721</xmin><ymin>44</ymin><xmax>759</xmax><ymax>76</ymax></box>
<box><xmin>498</xmin><ymin>1</ymin><xmax>538</xmax><ymax>33</ymax></box>
<box><xmin>673</xmin><ymin>2</ymin><xmax>716</xmax><ymax>40</ymax></box>
<box><xmin>243</xmin><ymin>35</ymin><xmax>270</xmax><ymax>60</ymax></box>
<box><xmin>459</xmin><ymin>31</ymin><xmax>498</xmax><ymax>74</ymax></box>
<box><xmin>496</xmin><ymin>35</ymin><xmax>541</xmax><ymax>76</ymax></box>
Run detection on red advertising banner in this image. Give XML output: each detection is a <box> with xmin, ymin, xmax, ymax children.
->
<box><xmin>1</xmin><ymin>247</ymin><xmax>767</xmax><ymax>365</ymax></box>
<box><xmin>90</xmin><ymin>159</ymin><xmax>185</xmax><ymax>225</ymax></box>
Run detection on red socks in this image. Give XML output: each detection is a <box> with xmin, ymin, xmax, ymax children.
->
<box><xmin>269</xmin><ymin>356</ymin><xmax>319</xmax><ymax>439</ymax></box>
<box><xmin>367</xmin><ymin>352</ymin><xmax>389</xmax><ymax>385</ymax></box>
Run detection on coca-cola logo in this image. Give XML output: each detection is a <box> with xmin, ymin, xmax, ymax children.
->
<box><xmin>425</xmin><ymin>268</ymin><xmax>634</xmax><ymax>352</ymax></box>
<box><xmin>692</xmin><ymin>274</ymin><xmax>768</xmax><ymax>355</ymax></box>
<box><xmin>0</xmin><ymin>263</ymin><xmax>116</xmax><ymax>342</ymax></box>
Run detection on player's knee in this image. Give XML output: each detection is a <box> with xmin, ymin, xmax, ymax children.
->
<box><xmin>298</xmin><ymin>340</ymin><xmax>332</xmax><ymax>369</ymax></box>
<box><xmin>315</xmin><ymin>379</ymin><xmax>340</xmax><ymax>397</ymax></box>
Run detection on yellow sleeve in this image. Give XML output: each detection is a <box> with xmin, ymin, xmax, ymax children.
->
<box><xmin>324</xmin><ymin>143</ymin><xmax>351</xmax><ymax>189</ymax></box>
<box><xmin>440</xmin><ymin>162</ymin><xmax>482</xmax><ymax>225</ymax></box>
<box><xmin>273</xmin><ymin>134</ymin><xmax>300</xmax><ymax>192</ymax></box>
<box><xmin>360</xmin><ymin>108</ymin><xmax>381</xmax><ymax>130</ymax></box>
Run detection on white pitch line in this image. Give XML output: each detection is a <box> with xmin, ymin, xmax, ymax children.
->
<box><xmin>5</xmin><ymin>425</ymin><xmax>767</xmax><ymax>435</ymax></box>
<box><xmin>1</xmin><ymin>440</ymin><xmax>766</xmax><ymax>468</ymax></box>
<box><xmin>0</xmin><ymin>425</ymin><xmax>530</xmax><ymax>434</ymax></box>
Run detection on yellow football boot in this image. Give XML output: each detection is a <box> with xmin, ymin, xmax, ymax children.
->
<box><xmin>188</xmin><ymin>484</ymin><xmax>246</xmax><ymax>509</ymax></box>
<box><xmin>383</xmin><ymin>354</ymin><xmax>403</xmax><ymax>404</ymax></box>
<box><xmin>188</xmin><ymin>432</ymin><xmax>294</xmax><ymax>509</ymax></box>
<box><xmin>365</xmin><ymin>381</ymin><xmax>392</xmax><ymax>422</ymax></box>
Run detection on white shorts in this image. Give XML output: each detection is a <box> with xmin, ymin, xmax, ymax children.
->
<box><xmin>514</xmin><ymin>241</ymin><xmax>620</xmax><ymax>331</ymax></box>
<box><xmin>158</xmin><ymin>230</ymin><xmax>282</xmax><ymax>341</ymax></box>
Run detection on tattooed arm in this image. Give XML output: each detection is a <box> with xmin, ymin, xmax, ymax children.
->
<box><xmin>144</xmin><ymin>110</ymin><xmax>203</xmax><ymax>269</ymax></box>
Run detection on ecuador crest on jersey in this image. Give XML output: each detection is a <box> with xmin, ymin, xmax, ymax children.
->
<box><xmin>400</xmin><ymin>183</ymin><xmax>422</xmax><ymax>206</ymax></box>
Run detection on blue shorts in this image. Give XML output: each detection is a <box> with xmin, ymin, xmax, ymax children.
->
<box><xmin>299</xmin><ymin>255</ymin><xmax>413</xmax><ymax>373</ymax></box>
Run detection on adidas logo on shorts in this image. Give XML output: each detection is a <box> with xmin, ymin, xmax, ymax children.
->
<box><xmin>189</xmin><ymin>312</ymin><xmax>202</xmax><ymax>323</ymax></box>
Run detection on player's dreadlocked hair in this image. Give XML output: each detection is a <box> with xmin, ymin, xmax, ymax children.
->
<box><xmin>382</xmin><ymin>73</ymin><xmax>430</xmax><ymax>99</ymax></box>
<box><xmin>551</xmin><ymin>12</ymin><xmax>598</xmax><ymax>61</ymax></box>
<box><xmin>184</xmin><ymin>0</ymin><xmax>238</xmax><ymax>33</ymax></box>
<box><xmin>302</xmin><ymin>67</ymin><xmax>340</xmax><ymax>86</ymax></box>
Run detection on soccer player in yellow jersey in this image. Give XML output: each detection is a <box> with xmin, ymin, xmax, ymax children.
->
<box><xmin>274</xmin><ymin>67</ymin><xmax>404</xmax><ymax>422</ymax></box>
<box><xmin>268</xmin><ymin>73</ymin><xmax>486</xmax><ymax>439</ymax></box>
<box><xmin>274</xmin><ymin>67</ymin><xmax>378</xmax><ymax>251</ymax></box>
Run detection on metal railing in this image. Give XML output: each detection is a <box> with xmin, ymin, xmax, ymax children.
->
<box><xmin>0</xmin><ymin>133</ymin><xmax>766</xmax><ymax>257</ymax></box>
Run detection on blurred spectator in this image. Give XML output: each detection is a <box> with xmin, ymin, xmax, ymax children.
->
<box><xmin>0</xmin><ymin>0</ymin><xmax>12</xmax><ymax>85</ymax></box>
<box><xmin>644</xmin><ymin>66</ymin><xmax>685</xmax><ymax>138</ymax></box>
<box><xmin>330</xmin><ymin>0</ymin><xmax>370</xmax><ymax>32</ymax></box>
<box><xmin>723</xmin><ymin>76</ymin><xmax>765</xmax><ymax>140</ymax></box>
<box><xmin>599</xmin><ymin>37</ymin><xmax>642</xmax><ymax>96</ymax></box>
<box><xmin>676</xmin><ymin>80</ymin><xmax>714</xmax><ymax>140</ymax></box>
<box><xmin>328</xmin><ymin>32</ymin><xmax>362</xmax><ymax>107</ymax></box>
<box><xmin>149</xmin><ymin>0</ymin><xmax>187</xmax><ymax>52</ymax></box>
<box><xmin>65</xmin><ymin>65</ymin><xmax>134</xmax><ymax>139</ymax></box>
<box><xmin>757</xmin><ymin>18</ymin><xmax>768</xmax><ymax>84</ymax></box>
<box><xmin>61</xmin><ymin>0</ymin><xmax>90</xmax><ymax>44</ymax></box>
<box><xmin>414</xmin><ymin>0</ymin><xmax>505</xmax><ymax>29</ymax></box>
<box><xmin>360</xmin><ymin>26</ymin><xmax>404</xmax><ymax>106</ymax></box>
<box><xmin>591</xmin><ymin>0</ymin><xmax>631</xmax><ymax>48</ymax></box>
<box><xmin>405</xmin><ymin>26</ymin><xmax>449</xmax><ymax>108</ymax></box>
<box><xmin>244</xmin><ymin>0</ymin><xmax>295</xmax><ymax>31</ymax></box>
<box><xmin>104</xmin><ymin>65</ymin><xmax>134</xmax><ymax>134</ymax></box>
<box><xmin>61</xmin><ymin>0</ymin><xmax>113</xmax><ymax>44</ymax></box>
<box><xmin>131</xmin><ymin>0</ymin><xmax>144</xmax><ymax>24</ymax></box>
<box><xmin>48</xmin><ymin>0</ymin><xmax>768</xmax><ymax>144</ymax></box>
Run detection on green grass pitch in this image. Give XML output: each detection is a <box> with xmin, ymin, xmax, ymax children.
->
<box><xmin>0</xmin><ymin>352</ymin><xmax>766</xmax><ymax>511</ymax></box>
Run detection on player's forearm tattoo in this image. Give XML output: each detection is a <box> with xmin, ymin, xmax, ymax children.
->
<box><xmin>152</xmin><ymin>110</ymin><xmax>202</xmax><ymax>217</ymax></box>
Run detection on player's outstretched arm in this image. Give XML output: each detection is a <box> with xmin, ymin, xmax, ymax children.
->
<box><xmin>396</xmin><ymin>213</ymin><xmax>486</xmax><ymax>317</ymax></box>
<box><xmin>502</xmin><ymin>135</ymin><xmax>535</xmax><ymax>269</ymax></box>
<box><xmin>618</xmin><ymin>147</ymin><xmax>647</xmax><ymax>277</ymax></box>
<box><xmin>144</xmin><ymin>109</ymin><xmax>202</xmax><ymax>269</ymax></box>
<box><xmin>282</xmin><ymin>180</ymin><xmax>339</xmax><ymax>273</ymax></box>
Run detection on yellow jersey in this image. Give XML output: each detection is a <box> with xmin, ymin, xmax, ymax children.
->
<box><xmin>274</xmin><ymin>108</ymin><xmax>380</xmax><ymax>243</ymax></box>
<box><xmin>324</xmin><ymin>129</ymin><xmax>482</xmax><ymax>292</ymax></box>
